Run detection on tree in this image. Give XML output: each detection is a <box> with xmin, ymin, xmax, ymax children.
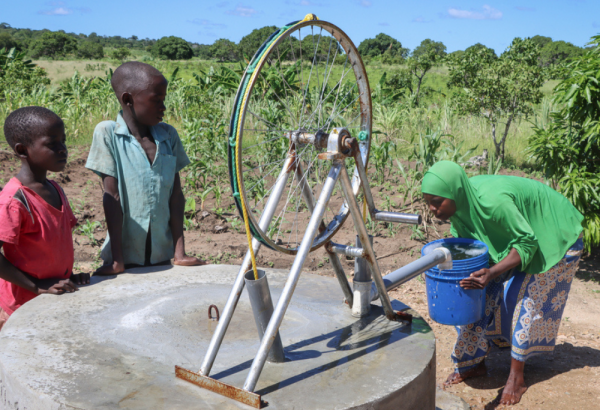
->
<box><xmin>152</xmin><ymin>36</ymin><xmax>193</xmax><ymax>60</ymax></box>
<box><xmin>412</xmin><ymin>39</ymin><xmax>446</xmax><ymax>59</ymax></box>
<box><xmin>539</xmin><ymin>40</ymin><xmax>583</xmax><ymax>67</ymax></box>
<box><xmin>300</xmin><ymin>34</ymin><xmax>342</xmax><ymax>62</ymax></box>
<box><xmin>528</xmin><ymin>35</ymin><xmax>600</xmax><ymax>250</ymax></box>
<box><xmin>238</xmin><ymin>26</ymin><xmax>278</xmax><ymax>60</ymax></box>
<box><xmin>211</xmin><ymin>38</ymin><xmax>238</xmax><ymax>62</ymax></box>
<box><xmin>447</xmin><ymin>37</ymin><xmax>545</xmax><ymax>159</ymax></box>
<box><xmin>111</xmin><ymin>47</ymin><xmax>131</xmax><ymax>61</ymax></box>
<box><xmin>465</xmin><ymin>43</ymin><xmax>497</xmax><ymax>59</ymax></box>
<box><xmin>195</xmin><ymin>44</ymin><xmax>212</xmax><ymax>60</ymax></box>
<box><xmin>404</xmin><ymin>39</ymin><xmax>446</xmax><ymax>106</ymax></box>
<box><xmin>530</xmin><ymin>35</ymin><xmax>552</xmax><ymax>50</ymax></box>
<box><xmin>77</xmin><ymin>41</ymin><xmax>104</xmax><ymax>59</ymax></box>
<box><xmin>28</xmin><ymin>32</ymin><xmax>77</xmax><ymax>59</ymax></box>
<box><xmin>358</xmin><ymin>33</ymin><xmax>408</xmax><ymax>59</ymax></box>
<box><xmin>0</xmin><ymin>33</ymin><xmax>18</xmax><ymax>51</ymax></box>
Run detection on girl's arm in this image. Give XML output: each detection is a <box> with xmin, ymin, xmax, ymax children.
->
<box><xmin>0</xmin><ymin>242</ymin><xmax>78</xmax><ymax>294</ymax></box>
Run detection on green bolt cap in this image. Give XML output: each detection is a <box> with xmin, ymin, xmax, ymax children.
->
<box><xmin>358</xmin><ymin>131</ymin><xmax>369</xmax><ymax>141</ymax></box>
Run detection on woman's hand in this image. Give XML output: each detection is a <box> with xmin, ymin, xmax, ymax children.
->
<box><xmin>460</xmin><ymin>268</ymin><xmax>493</xmax><ymax>289</ymax></box>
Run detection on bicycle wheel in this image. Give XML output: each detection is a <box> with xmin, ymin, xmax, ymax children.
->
<box><xmin>228</xmin><ymin>14</ymin><xmax>372</xmax><ymax>254</ymax></box>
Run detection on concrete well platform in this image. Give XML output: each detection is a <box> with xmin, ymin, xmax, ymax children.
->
<box><xmin>0</xmin><ymin>265</ymin><xmax>436</xmax><ymax>409</ymax></box>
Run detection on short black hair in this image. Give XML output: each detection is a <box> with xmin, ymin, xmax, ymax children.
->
<box><xmin>111</xmin><ymin>61</ymin><xmax>165</xmax><ymax>99</ymax></box>
<box><xmin>3</xmin><ymin>106</ymin><xmax>62</xmax><ymax>149</ymax></box>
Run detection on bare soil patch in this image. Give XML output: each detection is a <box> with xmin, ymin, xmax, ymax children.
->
<box><xmin>1</xmin><ymin>150</ymin><xmax>599</xmax><ymax>409</ymax></box>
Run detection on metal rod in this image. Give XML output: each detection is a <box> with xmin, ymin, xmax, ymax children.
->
<box><xmin>352</xmin><ymin>150</ymin><xmax>376</xmax><ymax>216</ymax></box>
<box><xmin>325</xmin><ymin>244</ymin><xmax>354</xmax><ymax>307</ymax></box>
<box><xmin>371</xmin><ymin>248</ymin><xmax>451</xmax><ymax>300</ymax></box>
<box><xmin>199</xmin><ymin>157</ymin><xmax>293</xmax><ymax>376</ymax></box>
<box><xmin>297</xmin><ymin>161</ymin><xmax>353</xmax><ymax>307</ymax></box>
<box><xmin>338</xmin><ymin>165</ymin><xmax>396</xmax><ymax>320</ymax></box>
<box><xmin>374</xmin><ymin>211</ymin><xmax>422</xmax><ymax>225</ymax></box>
<box><xmin>327</xmin><ymin>242</ymin><xmax>365</xmax><ymax>258</ymax></box>
<box><xmin>243</xmin><ymin>161</ymin><xmax>343</xmax><ymax>392</ymax></box>
<box><xmin>244</xmin><ymin>269</ymin><xmax>285</xmax><ymax>363</ymax></box>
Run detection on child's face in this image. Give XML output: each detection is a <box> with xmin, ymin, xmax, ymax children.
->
<box><xmin>131</xmin><ymin>75</ymin><xmax>168</xmax><ymax>126</ymax></box>
<box><xmin>24</xmin><ymin>118</ymin><xmax>68</xmax><ymax>173</ymax></box>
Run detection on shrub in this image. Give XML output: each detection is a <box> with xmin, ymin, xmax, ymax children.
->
<box><xmin>77</xmin><ymin>41</ymin><xmax>104</xmax><ymax>59</ymax></box>
<box><xmin>152</xmin><ymin>36</ymin><xmax>193</xmax><ymax>60</ymax></box>
<box><xmin>528</xmin><ymin>35</ymin><xmax>600</xmax><ymax>251</ymax></box>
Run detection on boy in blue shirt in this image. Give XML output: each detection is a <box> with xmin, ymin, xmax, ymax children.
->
<box><xmin>86</xmin><ymin>62</ymin><xmax>205</xmax><ymax>274</ymax></box>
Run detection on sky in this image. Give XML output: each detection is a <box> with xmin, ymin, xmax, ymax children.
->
<box><xmin>5</xmin><ymin>1</ymin><xmax>600</xmax><ymax>53</ymax></box>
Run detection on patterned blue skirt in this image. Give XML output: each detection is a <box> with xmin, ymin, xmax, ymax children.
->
<box><xmin>452</xmin><ymin>237</ymin><xmax>583</xmax><ymax>372</ymax></box>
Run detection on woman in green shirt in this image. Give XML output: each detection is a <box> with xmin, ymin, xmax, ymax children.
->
<box><xmin>421</xmin><ymin>161</ymin><xmax>584</xmax><ymax>406</ymax></box>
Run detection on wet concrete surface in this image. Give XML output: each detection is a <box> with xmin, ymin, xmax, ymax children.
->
<box><xmin>0</xmin><ymin>264</ymin><xmax>437</xmax><ymax>409</ymax></box>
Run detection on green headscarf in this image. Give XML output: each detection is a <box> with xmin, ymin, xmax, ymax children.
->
<box><xmin>421</xmin><ymin>161</ymin><xmax>583</xmax><ymax>274</ymax></box>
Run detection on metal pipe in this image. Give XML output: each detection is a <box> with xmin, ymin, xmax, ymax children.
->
<box><xmin>374</xmin><ymin>211</ymin><xmax>422</xmax><ymax>225</ymax></box>
<box><xmin>325</xmin><ymin>245</ymin><xmax>354</xmax><ymax>307</ymax></box>
<box><xmin>371</xmin><ymin>248</ymin><xmax>451</xmax><ymax>300</ymax></box>
<box><xmin>352</xmin><ymin>235</ymin><xmax>373</xmax><ymax>318</ymax></box>
<box><xmin>338</xmin><ymin>165</ymin><xmax>396</xmax><ymax>321</ymax></box>
<box><xmin>353</xmin><ymin>235</ymin><xmax>372</xmax><ymax>282</ymax></box>
<box><xmin>327</xmin><ymin>242</ymin><xmax>365</xmax><ymax>258</ymax></box>
<box><xmin>352</xmin><ymin>150</ymin><xmax>377</xmax><ymax>216</ymax></box>
<box><xmin>243</xmin><ymin>161</ymin><xmax>343</xmax><ymax>392</ymax></box>
<box><xmin>199</xmin><ymin>157</ymin><xmax>293</xmax><ymax>376</ymax></box>
<box><xmin>244</xmin><ymin>269</ymin><xmax>285</xmax><ymax>363</ymax></box>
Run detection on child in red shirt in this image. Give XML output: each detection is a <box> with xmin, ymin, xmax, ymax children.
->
<box><xmin>0</xmin><ymin>107</ymin><xmax>89</xmax><ymax>329</ymax></box>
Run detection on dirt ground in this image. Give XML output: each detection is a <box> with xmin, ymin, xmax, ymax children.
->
<box><xmin>1</xmin><ymin>149</ymin><xmax>599</xmax><ymax>410</ymax></box>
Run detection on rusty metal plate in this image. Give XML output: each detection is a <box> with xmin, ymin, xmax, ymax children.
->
<box><xmin>175</xmin><ymin>366</ymin><xmax>263</xmax><ymax>409</ymax></box>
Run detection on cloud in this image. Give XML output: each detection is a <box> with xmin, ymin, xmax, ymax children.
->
<box><xmin>378</xmin><ymin>22</ymin><xmax>389</xmax><ymax>26</ymax></box>
<box><xmin>285</xmin><ymin>0</ymin><xmax>326</xmax><ymax>6</ymax></box>
<box><xmin>38</xmin><ymin>2</ymin><xmax>90</xmax><ymax>15</ymax></box>
<box><xmin>188</xmin><ymin>18</ymin><xmax>227</xmax><ymax>29</ymax></box>
<box><xmin>515</xmin><ymin>6</ymin><xmax>535</xmax><ymax>11</ymax></box>
<box><xmin>226</xmin><ymin>4</ymin><xmax>258</xmax><ymax>17</ymax></box>
<box><xmin>447</xmin><ymin>5</ymin><xmax>502</xmax><ymax>20</ymax></box>
<box><xmin>412</xmin><ymin>16</ymin><xmax>431</xmax><ymax>23</ymax></box>
<box><xmin>359</xmin><ymin>0</ymin><xmax>372</xmax><ymax>7</ymax></box>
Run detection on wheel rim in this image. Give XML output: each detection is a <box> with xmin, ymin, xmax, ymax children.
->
<box><xmin>228</xmin><ymin>17</ymin><xmax>372</xmax><ymax>254</ymax></box>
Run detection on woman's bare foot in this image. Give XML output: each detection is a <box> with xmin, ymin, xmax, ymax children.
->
<box><xmin>500</xmin><ymin>359</ymin><xmax>527</xmax><ymax>405</ymax></box>
<box><xmin>443</xmin><ymin>361</ymin><xmax>487</xmax><ymax>387</ymax></box>
<box><xmin>173</xmin><ymin>255</ymin><xmax>208</xmax><ymax>266</ymax></box>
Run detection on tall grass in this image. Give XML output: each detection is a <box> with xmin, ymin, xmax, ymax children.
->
<box><xmin>0</xmin><ymin>58</ymin><xmax>555</xmax><ymax>167</ymax></box>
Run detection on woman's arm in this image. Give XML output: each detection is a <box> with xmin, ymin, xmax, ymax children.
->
<box><xmin>460</xmin><ymin>248</ymin><xmax>522</xmax><ymax>289</ymax></box>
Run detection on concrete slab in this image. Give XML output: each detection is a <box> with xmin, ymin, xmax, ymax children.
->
<box><xmin>0</xmin><ymin>265</ymin><xmax>436</xmax><ymax>409</ymax></box>
<box><xmin>436</xmin><ymin>388</ymin><xmax>471</xmax><ymax>410</ymax></box>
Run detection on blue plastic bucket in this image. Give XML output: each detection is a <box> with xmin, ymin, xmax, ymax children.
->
<box><xmin>421</xmin><ymin>238</ymin><xmax>489</xmax><ymax>326</ymax></box>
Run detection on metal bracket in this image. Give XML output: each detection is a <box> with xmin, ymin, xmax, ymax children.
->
<box><xmin>175</xmin><ymin>366</ymin><xmax>265</xmax><ymax>409</ymax></box>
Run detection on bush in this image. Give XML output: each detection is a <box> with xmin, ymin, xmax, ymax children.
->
<box><xmin>77</xmin><ymin>41</ymin><xmax>104</xmax><ymax>59</ymax></box>
<box><xmin>528</xmin><ymin>35</ymin><xmax>600</xmax><ymax>251</ymax></box>
<box><xmin>28</xmin><ymin>32</ymin><xmax>77</xmax><ymax>59</ymax></box>
<box><xmin>0</xmin><ymin>48</ymin><xmax>50</xmax><ymax>94</ymax></box>
<box><xmin>111</xmin><ymin>47</ymin><xmax>131</xmax><ymax>61</ymax></box>
<box><xmin>152</xmin><ymin>36</ymin><xmax>193</xmax><ymax>60</ymax></box>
